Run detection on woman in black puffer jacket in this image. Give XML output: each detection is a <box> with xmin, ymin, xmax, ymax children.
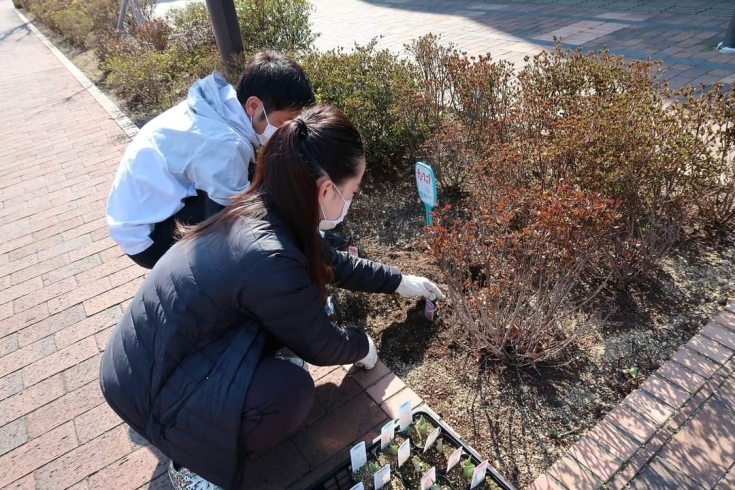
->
<box><xmin>99</xmin><ymin>105</ymin><xmax>444</xmax><ymax>490</ymax></box>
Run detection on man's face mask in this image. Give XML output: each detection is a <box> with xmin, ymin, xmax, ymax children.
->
<box><xmin>319</xmin><ymin>184</ymin><xmax>351</xmax><ymax>231</ymax></box>
<box><xmin>253</xmin><ymin>104</ymin><xmax>277</xmax><ymax>146</ymax></box>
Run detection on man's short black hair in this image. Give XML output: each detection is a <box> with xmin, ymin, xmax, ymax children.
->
<box><xmin>236</xmin><ymin>51</ymin><xmax>315</xmax><ymax>112</ymax></box>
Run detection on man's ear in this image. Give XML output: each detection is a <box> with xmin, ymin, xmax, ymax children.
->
<box><xmin>243</xmin><ymin>96</ymin><xmax>261</xmax><ymax>118</ymax></box>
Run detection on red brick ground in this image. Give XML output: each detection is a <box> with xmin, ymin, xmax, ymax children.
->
<box><xmin>529</xmin><ymin>309</ymin><xmax>735</xmax><ymax>489</ymax></box>
<box><xmin>2</xmin><ymin>0</ymin><xmax>735</xmax><ymax>489</ymax></box>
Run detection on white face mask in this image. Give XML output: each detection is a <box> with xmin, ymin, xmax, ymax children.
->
<box><xmin>319</xmin><ymin>184</ymin><xmax>352</xmax><ymax>231</ymax></box>
<box><xmin>253</xmin><ymin>104</ymin><xmax>277</xmax><ymax>146</ymax></box>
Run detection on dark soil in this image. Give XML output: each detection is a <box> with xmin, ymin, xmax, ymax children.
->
<box><xmin>340</xmin><ymin>177</ymin><xmax>735</xmax><ymax>488</ymax></box>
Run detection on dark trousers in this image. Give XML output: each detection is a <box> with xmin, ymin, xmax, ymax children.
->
<box><xmin>128</xmin><ymin>190</ymin><xmax>225</xmax><ymax>269</ymax></box>
<box><xmin>168</xmin><ymin>356</ymin><xmax>314</xmax><ymax>480</ymax></box>
<box><xmin>238</xmin><ymin>357</ymin><xmax>315</xmax><ymax>455</ymax></box>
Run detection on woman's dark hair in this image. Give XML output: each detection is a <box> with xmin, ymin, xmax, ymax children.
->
<box><xmin>181</xmin><ymin>104</ymin><xmax>364</xmax><ymax>297</ymax></box>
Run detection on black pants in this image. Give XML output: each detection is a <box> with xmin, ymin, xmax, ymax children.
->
<box><xmin>128</xmin><ymin>190</ymin><xmax>225</xmax><ymax>269</ymax></box>
<box><xmin>169</xmin><ymin>356</ymin><xmax>314</xmax><ymax>480</ymax></box>
<box><xmin>238</xmin><ymin>357</ymin><xmax>315</xmax><ymax>455</ymax></box>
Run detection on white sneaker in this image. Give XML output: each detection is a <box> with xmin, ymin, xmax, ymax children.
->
<box><xmin>168</xmin><ymin>461</ymin><xmax>222</xmax><ymax>490</ymax></box>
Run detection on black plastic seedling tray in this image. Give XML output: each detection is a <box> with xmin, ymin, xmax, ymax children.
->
<box><xmin>306</xmin><ymin>406</ymin><xmax>516</xmax><ymax>490</ymax></box>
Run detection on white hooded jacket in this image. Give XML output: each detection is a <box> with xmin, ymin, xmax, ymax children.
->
<box><xmin>106</xmin><ymin>71</ymin><xmax>259</xmax><ymax>255</ymax></box>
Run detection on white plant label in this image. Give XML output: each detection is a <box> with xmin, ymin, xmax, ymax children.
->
<box><xmin>415</xmin><ymin>162</ymin><xmax>438</xmax><ymax>208</ymax></box>
<box><xmin>470</xmin><ymin>460</ymin><xmax>489</xmax><ymax>489</ymax></box>
<box><xmin>446</xmin><ymin>447</ymin><xmax>463</xmax><ymax>473</ymax></box>
<box><xmin>349</xmin><ymin>484</ymin><xmax>365</xmax><ymax>490</ymax></box>
<box><xmin>420</xmin><ymin>466</ymin><xmax>437</xmax><ymax>490</ymax></box>
<box><xmin>374</xmin><ymin>464</ymin><xmax>391</xmax><ymax>490</ymax></box>
<box><xmin>398</xmin><ymin>401</ymin><xmax>412</xmax><ymax>431</ymax></box>
<box><xmin>398</xmin><ymin>438</ymin><xmax>411</xmax><ymax>468</ymax></box>
<box><xmin>423</xmin><ymin>426</ymin><xmax>442</xmax><ymax>454</ymax></box>
<box><xmin>350</xmin><ymin>441</ymin><xmax>367</xmax><ymax>473</ymax></box>
<box><xmin>380</xmin><ymin>421</ymin><xmax>395</xmax><ymax>450</ymax></box>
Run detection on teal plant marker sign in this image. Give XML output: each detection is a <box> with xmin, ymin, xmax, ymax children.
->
<box><xmin>415</xmin><ymin>162</ymin><xmax>437</xmax><ymax>225</ymax></box>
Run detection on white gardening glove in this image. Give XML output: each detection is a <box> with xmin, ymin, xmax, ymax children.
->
<box><xmin>355</xmin><ymin>334</ymin><xmax>378</xmax><ymax>370</ymax></box>
<box><xmin>395</xmin><ymin>275</ymin><xmax>446</xmax><ymax>301</ymax></box>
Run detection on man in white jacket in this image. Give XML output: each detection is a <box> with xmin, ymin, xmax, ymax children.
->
<box><xmin>106</xmin><ymin>51</ymin><xmax>315</xmax><ymax>269</ymax></box>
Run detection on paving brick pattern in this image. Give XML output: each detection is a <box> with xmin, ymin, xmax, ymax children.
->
<box><xmin>1</xmin><ymin>0</ymin><xmax>735</xmax><ymax>489</ymax></box>
<box><xmin>310</xmin><ymin>0</ymin><xmax>735</xmax><ymax>89</ymax></box>
<box><xmin>530</xmin><ymin>307</ymin><xmax>735</xmax><ymax>489</ymax></box>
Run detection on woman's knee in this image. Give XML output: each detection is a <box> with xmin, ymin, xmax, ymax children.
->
<box><xmin>247</xmin><ymin>357</ymin><xmax>315</xmax><ymax>424</ymax></box>
<box><xmin>239</xmin><ymin>359</ymin><xmax>315</xmax><ymax>454</ymax></box>
<box><xmin>279</xmin><ymin>361</ymin><xmax>315</xmax><ymax>422</ymax></box>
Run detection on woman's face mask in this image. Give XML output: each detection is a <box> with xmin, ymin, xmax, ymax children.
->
<box><xmin>319</xmin><ymin>184</ymin><xmax>351</xmax><ymax>231</ymax></box>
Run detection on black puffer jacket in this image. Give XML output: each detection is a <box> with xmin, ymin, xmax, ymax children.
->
<box><xmin>99</xmin><ymin>212</ymin><xmax>401</xmax><ymax>488</ymax></box>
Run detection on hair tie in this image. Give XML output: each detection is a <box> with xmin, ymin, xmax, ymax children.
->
<box><xmin>296</xmin><ymin>117</ymin><xmax>308</xmax><ymax>139</ymax></box>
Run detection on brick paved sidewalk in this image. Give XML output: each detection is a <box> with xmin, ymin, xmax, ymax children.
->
<box><xmin>0</xmin><ymin>2</ymin><xmax>151</xmax><ymax>488</ymax></box>
<box><xmin>1</xmin><ymin>0</ymin><xmax>735</xmax><ymax>490</ymax></box>
<box><xmin>529</xmin><ymin>307</ymin><xmax>735</xmax><ymax>489</ymax></box>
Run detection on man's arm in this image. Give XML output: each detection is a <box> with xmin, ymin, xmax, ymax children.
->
<box><xmin>188</xmin><ymin>138</ymin><xmax>255</xmax><ymax>207</ymax></box>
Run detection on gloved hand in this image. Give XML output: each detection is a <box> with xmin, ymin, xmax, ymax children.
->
<box><xmin>355</xmin><ymin>334</ymin><xmax>378</xmax><ymax>370</ymax></box>
<box><xmin>395</xmin><ymin>275</ymin><xmax>446</xmax><ymax>301</ymax></box>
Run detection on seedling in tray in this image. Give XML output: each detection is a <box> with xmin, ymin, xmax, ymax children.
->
<box><xmin>421</xmin><ymin>437</ymin><xmax>459</xmax><ymax>476</ymax></box>
<box><xmin>416</xmin><ymin>416</ymin><xmax>429</xmax><ymax>437</ymax></box>
<box><xmin>444</xmin><ymin>458</ymin><xmax>502</xmax><ymax>490</ymax></box>
<box><xmin>353</xmin><ymin>461</ymin><xmax>407</xmax><ymax>490</ymax></box>
<box><xmin>405</xmin><ymin>415</ymin><xmax>437</xmax><ymax>448</ymax></box>
<box><xmin>336</xmin><ymin>410</ymin><xmax>513</xmax><ymax>490</ymax></box>
<box><xmin>427</xmin><ymin>475</ymin><xmax>454</xmax><ymax>490</ymax></box>
<box><xmin>397</xmin><ymin>454</ymin><xmax>429</xmax><ymax>488</ymax></box>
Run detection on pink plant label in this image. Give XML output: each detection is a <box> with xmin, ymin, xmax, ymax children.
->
<box><xmin>348</xmin><ymin>246</ymin><xmax>359</xmax><ymax>258</ymax></box>
<box><xmin>420</xmin><ymin>466</ymin><xmax>437</xmax><ymax>490</ymax></box>
<box><xmin>470</xmin><ymin>460</ymin><xmax>489</xmax><ymax>489</ymax></box>
<box><xmin>423</xmin><ymin>426</ymin><xmax>442</xmax><ymax>454</ymax></box>
<box><xmin>380</xmin><ymin>421</ymin><xmax>395</xmax><ymax>449</ymax></box>
<box><xmin>447</xmin><ymin>447</ymin><xmax>463</xmax><ymax>473</ymax></box>
<box><xmin>398</xmin><ymin>400</ymin><xmax>412</xmax><ymax>431</ymax></box>
<box><xmin>398</xmin><ymin>439</ymin><xmax>411</xmax><ymax>468</ymax></box>
<box><xmin>374</xmin><ymin>464</ymin><xmax>391</xmax><ymax>490</ymax></box>
<box><xmin>425</xmin><ymin>299</ymin><xmax>436</xmax><ymax>321</ymax></box>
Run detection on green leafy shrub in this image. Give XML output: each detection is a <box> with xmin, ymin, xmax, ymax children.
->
<box><xmin>99</xmin><ymin>0</ymin><xmax>314</xmax><ymax>113</ymax></box>
<box><xmin>50</xmin><ymin>9</ymin><xmax>94</xmax><ymax>46</ymax></box>
<box><xmin>302</xmin><ymin>39</ymin><xmax>425</xmax><ymax>178</ymax></box>
<box><xmin>102</xmin><ymin>46</ymin><xmax>180</xmax><ymax>112</ymax></box>
<box><xmin>234</xmin><ymin>0</ymin><xmax>316</xmax><ymax>54</ymax></box>
<box><xmin>24</xmin><ymin>0</ymin><xmax>154</xmax><ymax>48</ymax></box>
<box><xmin>166</xmin><ymin>2</ymin><xmax>215</xmax><ymax>55</ymax></box>
<box><xmin>163</xmin><ymin>0</ymin><xmax>316</xmax><ymax>56</ymax></box>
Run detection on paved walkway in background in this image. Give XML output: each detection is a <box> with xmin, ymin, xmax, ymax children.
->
<box><xmin>0</xmin><ymin>0</ymin><xmax>734</xmax><ymax>489</ymax></box>
<box><xmin>311</xmin><ymin>0</ymin><xmax>735</xmax><ymax>88</ymax></box>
